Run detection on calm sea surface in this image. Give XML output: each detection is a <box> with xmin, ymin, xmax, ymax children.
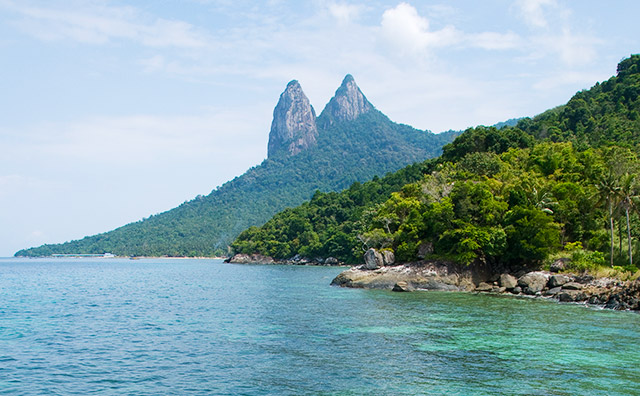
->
<box><xmin>0</xmin><ymin>258</ymin><xmax>639</xmax><ymax>395</ymax></box>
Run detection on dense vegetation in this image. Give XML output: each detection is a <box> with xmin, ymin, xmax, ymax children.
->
<box><xmin>232</xmin><ymin>55</ymin><xmax>640</xmax><ymax>272</ymax></box>
<box><xmin>16</xmin><ymin>110</ymin><xmax>456</xmax><ymax>257</ymax></box>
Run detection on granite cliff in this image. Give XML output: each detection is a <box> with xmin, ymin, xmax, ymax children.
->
<box><xmin>319</xmin><ymin>74</ymin><xmax>373</xmax><ymax>127</ymax></box>
<box><xmin>267</xmin><ymin>80</ymin><xmax>318</xmax><ymax>158</ymax></box>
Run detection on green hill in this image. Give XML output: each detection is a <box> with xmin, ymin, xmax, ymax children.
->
<box><xmin>231</xmin><ymin>55</ymin><xmax>640</xmax><ymax>272</ymax></box>
<box><xmin>16</xmin><ymin>76</ymin><xmax>457</xmax><ymax>257</ymax></box>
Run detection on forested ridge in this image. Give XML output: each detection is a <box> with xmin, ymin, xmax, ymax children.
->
<box><xmin>16</xmin><ymin>100</ymin><xmax>456</xmax><ymax>257</ymax></box>
<box><xmin>232</xmin><ymin>55</ymin><xmax>640</xmax><ymax>273</ymax></box>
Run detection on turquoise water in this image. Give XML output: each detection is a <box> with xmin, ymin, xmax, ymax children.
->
<box><xmin>0</xmin><ymin>258</ymin><xmax>639</xmax><ymax>395</ymax></box>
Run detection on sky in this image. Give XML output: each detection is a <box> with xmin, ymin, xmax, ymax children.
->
<box><xmin>1</xmin><ymin>0</ymin><xmax>638</xmax><ymax>256</ymax></box>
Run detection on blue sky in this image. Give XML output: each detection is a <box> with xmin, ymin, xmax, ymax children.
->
<box><xmin>1</xmin><ymin>0</ymin><xmax>638</xmax><ymax>256</ymax></box>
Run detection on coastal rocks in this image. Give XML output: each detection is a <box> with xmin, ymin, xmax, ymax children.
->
<box><xmin>225</xmin><ymin>253</ymin><xmax>274</xmax><ymax>264</ymax></box>
<box><xmin>417</xmin><ymin>242</ymin><xmax>434</xmax><ymax>259</ymax></box>
<box><xmin>364</xmin><ymin>248</ymin><xmax>384</xmax><ymax>270</ymax></box>
<box><xmin>558</xmin><ymin>290</ymin><xmax>587</xmax><ymax>303</ymax></box>
<box><xmin>499</xmin><ymin>274</ymin><xmax>518</xmax><ymax>289</ymax></box>
<box><xmin>225</xmin><ymin>253</ymin><xmax>344</xmax><ymax>266</ymax></box>
<box><xmin>550</xmin><ymin>258</ymin><xmax>570</xmax><ymax>273</ymax></box>
<box><xmin>325</xmin><ymin>257</ymin><xmax>339</xmax><ymax>265</ymax></box>
<box><xmin>517</xmin><ymin>272</ymin><xmax>549</xmax><ymax>295</ymax></box>
<box><xmin>475</xmin><ymin>282</ymin><xmax>494</xmax><ymax>292</ymax></box>
<box><xmin>392</xmin><ymin>281</ymin><xmax>412</xmax><ymax>292</ymax></box>
<box><xmin>562</xmin><ymin>282</ymin><xmax>584</xmax><ymax>290</ymax></box>
<box><xmin>549</xmin><ymin>274</ymin><xmax>571</xmax><ymax>288</ymax></box>
<box><xmin>382</xmin><ymin>250</ymin><xmax>395</xmax><ymax>266</ymax></box>
<box><xmin>331</xmin><ymin>260</ymin><xmax>475</xmax><ymax>291</ymax></box>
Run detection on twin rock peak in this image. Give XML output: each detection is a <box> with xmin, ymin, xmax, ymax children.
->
<box><xmin>267</xmin><ymin>74</ymin><xmax>374</xmax><ymax>158</ymax></box>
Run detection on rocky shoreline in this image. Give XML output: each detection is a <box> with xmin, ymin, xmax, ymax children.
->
<box><xmin>226</xmin><ymin>250</ymin><xmax>639</xmax><ymax>311</ymax></box>
<box><xmin>224</xmin><ymin>253</ymin><xmax>346</xmax><ymax>266</ymax></box>
<box><xmin>331</xmin><ymin>250</ymin><xmax>640</xmax><ymax>311</ymax></box>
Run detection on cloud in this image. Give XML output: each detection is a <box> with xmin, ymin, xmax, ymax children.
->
<box><xmin>467</xmin><ymin>31</ymin><xmax>521</xmax><ymax>50</ymax></box>
<box><xmin>514</xmin><ymin>0</ymin><xmax>557</xmax><ymax>28</ymax></box>
<box><xmin>2</xmin><ymin>1</ymin><xmax>208</xmax><ymax>48</ymax></box>
<box><xmin>379</xmin><ymin>2</ymin><xmax>461</xmax><ymax>55</ymax></box>
<box><xmin>327</xmin><ymin>3</ymin><xmax>363</xmax><ymax>24</ymax></box>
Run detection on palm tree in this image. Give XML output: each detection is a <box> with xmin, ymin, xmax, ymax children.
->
<box><xmin>596</xmin><ymin>172</ymin><xmax>620</xmax><ymax>267</ymax></box>
<box><xmin>618</xmin><ymin>173</ymin><xmax>639</xmax><ymax>267</ymax></box>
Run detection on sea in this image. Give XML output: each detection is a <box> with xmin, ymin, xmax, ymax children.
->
<box><xmin>0</xmin><ymin>257</ymin><xmax>639</xmax><ymax>395</ymax></box>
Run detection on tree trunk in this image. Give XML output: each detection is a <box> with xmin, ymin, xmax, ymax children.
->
<box><xmin>609</xmin><ymin>201</ymin><xmax>615</xmax><ymax>267</ymax></box>
<box><xmin>626</xmin><ymin>207</ymin><xmax>633</xmax><ymax>267</ymax></box>
<box><xmin>619</xmin><ymin>219</ymin><xmax>623</xmax><ymax>254</ymax></box>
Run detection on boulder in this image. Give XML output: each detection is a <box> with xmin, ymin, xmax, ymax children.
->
<box><xmin>511</xmin><ymin>286</ymin><xmax>522</xmax><ymax>294</ymax></box>
<box><xmin>226</xmin><ymin>253</ymin><xmax>274</xmax><ymax>264</ymax></box>
<box><xmin>558</xmin><ymin>290</ymin><xmax>587</xmax><ymax>302</ymax></box>
<box><xmin>518</xmin><ymin>272</ymin><xmax>549</xmax><ymax>295</ymax></box>
<box><xmin>381</xmin><ymin>250</ymin><xmax>395</xmax><ymax>266</ymax></box>
<box><xmin>562</xmin><ymin>282</ymin><xmax>584</xmax><ymax>290</ymax></box>
<box><xmin>363</xmin><ymin>248</ymin><xmax>384</xmax><ymax>270</ymax></box>
<box><xmin>499</xmin><ymin>274</ymin><xmax>518</xmax><ymax>289</ymax></box>
<box><xmin>475</xmin><ymin>282</ymin><xmax>493</xmax><ymax>292</ymax></box>
<box><xmin>392</xmin><ymin>281</ymin><xmax>412</xmax><ymax>292</ymax></box>
<box><xmin>325</xmin><ymin>257</ymin><xmax>339</xmax><ymax>265</ymax></box>
<box><xmin>548</xmin><ymin>274</ymin><xmax>571</xmax><ymax>288</ymax></box>
<box><xmin>417</xmin><ymin>242</ymin><xmax>434</xmax><ymax>259</ymax></box>
<box><xmin>550</xmin><ymin>258</ymin><xmax>570</xmax><ymax>273</ymax></box>
<box><xmin>544</xmin><ymin>287</ymin><xmax>562</xmax><ymax>296</ymax></box>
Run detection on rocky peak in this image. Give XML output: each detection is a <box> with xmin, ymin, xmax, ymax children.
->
<box><xmin>267</xmin><ymin>80</ymin><xmax>318</xmax><ymax>158</ymax></box>
<box><xmin>319</xmin><ymin>74</ymin><xmax>373</xmax><ymax>127</ymax></box>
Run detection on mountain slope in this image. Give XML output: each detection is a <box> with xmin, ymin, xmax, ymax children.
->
<box><xmin>17</xmin><ymin>76</ymin><xmax>458</xmax><ymax>257</ymax></box>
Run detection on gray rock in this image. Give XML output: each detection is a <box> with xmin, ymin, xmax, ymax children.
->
<box><xmin>544</xmin><ymin>287</ymin><xmax>562</xmax><ymax>296</ymax></box>
<box><xmin>268</xmin><ymin>80</ymin><xmax>318</xmax><ymax>158</ymax></box>
<box><xmin>512</xmin><ymin>286</ymin><xmax>522</xmax><ymax>294</ymax></box>
<box><xmin>562</xmin><ymin>282</ymin><xmax>584</xmax><ymax>290</ymax></box>
<box><xmin>549</xmin><ymin>274</ymin><xmax>571</xmax><ymax>288</ymax></box>
<box><xmin>381</xmin><ymin>250</ymin><xmax>395</xmax><ymax>266</ymax></box>
<box><xmin>392</xmin><ymin>281</ymin><xmax>412</xmax><ymax>292</ymax></box>
<box><xmin>550</xmin><ymin>258</ymin><xmax>570</xmax><ymax>273</ymax></box>
<box><xmin>363</xmin><ymin>248</ymin><xmax>384</xmax><ymax>270</ymax></box>
<box><xmin>518</xmin><ymin>272</ymin><xmax>549</xmax><ymax>295</ymax></box>
<box><xmin>325</xmin><ymin>257</ymin><xmax>339</xmax><ymax>265</ymax></box>
<box><xmin>499</xmin><ymin>274</ymin><xmax>518</xmax><ymax>289</ymax></box>
<box><xmin>417</xmin><ymin>242</ymin><xmax>434</xmax><ymax>259</ymax></box>
<box><xmin>475</xmin><ymin>282</ymin><xmax>493</xmax><ymax>292</ymax></box>
<box><xmin>558</xmin><ymin>290</ymin><xmax>587</xmax><ymax>302</ymax></box>
<box><xmin>318</xmin><ymin>74</ymin><xmax>373</xmax><ymax>127</ymax></box>
<box><xmin>226</xmin><ymin>253</ymin><xmax>274</xmax><ymax>264</ymax></box>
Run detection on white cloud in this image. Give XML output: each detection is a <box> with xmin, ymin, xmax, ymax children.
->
<box><xmin>3</xmin><ymin>1</ymin><xmax>208</xmax><ymax>48</ymax></box>
<box><xmin>379</xmin><ymin>2</ymin><xmax>461</xmax><ymax>55</ymax></box>
<box><xmin>327</xmin><ymin>3</ymin><xmax>363</xmax><ymax>24</ymax></box>
<box><xmin>514</xmin><ymin>0</ymin><xmax>557</xmax><ymax>28</ymax></box>
<box><xmin>467</xmin><ymin>31</ymin><xmax>521</xmax><ymax>50</ymax></box>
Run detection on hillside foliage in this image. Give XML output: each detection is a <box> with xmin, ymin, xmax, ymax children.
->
<box><xmin>232</xmin><ymin>55</ymin><xmax>640</xmax><ymax>272</ymax></box>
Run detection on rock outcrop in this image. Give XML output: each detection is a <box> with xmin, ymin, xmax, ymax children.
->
<box><xmin>225</xmin><ymin>253</ymin><xmax>344</xmax><ymax>266</ymax></box>
<box><xmin>363</xmin><ymin>248</ymin><xmax>384</xmax><ymax>270</ymax></box>
<box><xmin>267</xmin><ymin>80</ymin><xmax>318</xmax><ymax>158</ymax></box>
<box><xmin>225</xmin><ymin>253</ymin><xmax>274</xmax><ymax>264</ymax></box>
<box><xmin>318</xmin><ymin>74</ymin><xmax>373</xmax><ymax>127</ymax></box>
<box><xmin>331</xmin><ymin>260</ymin><xmax>476</xmax><ymax>291</ymax></box>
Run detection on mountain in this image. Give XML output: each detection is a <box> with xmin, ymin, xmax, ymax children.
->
<box><xmin>231</xmin><ymin>55</ymin><xmax>640</xmax><ymax>270</ymax></box>
<box><xmin>16</xmin><ymin>75</ymin><xmax>458</xmax><ymax>257</ymax></box>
